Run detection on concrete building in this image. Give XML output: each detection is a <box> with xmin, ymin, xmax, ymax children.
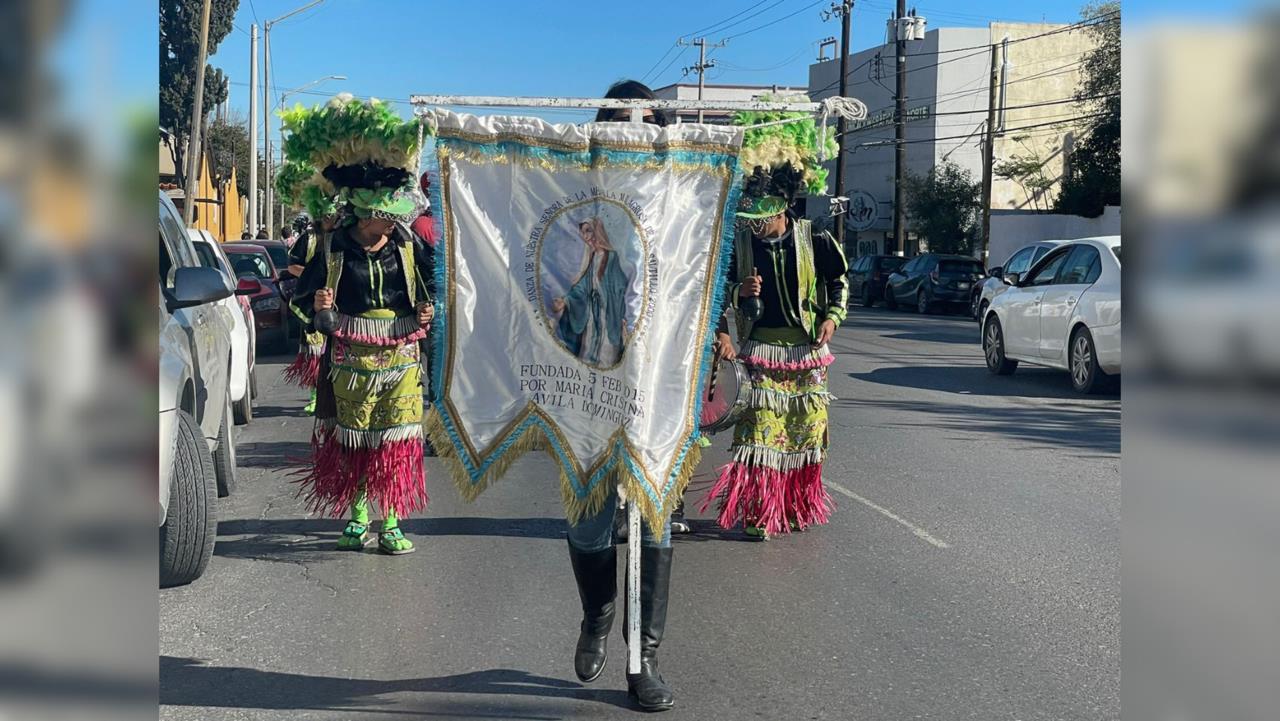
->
<box><xmin>652</xmin><ymin>82</ymin><xmax>808</xmax><ymax>125</ymax></box>
<box><xmin>809</xmin><ymin>22</ymin><xmax>1098</xmax><ymax>258</ymax></box>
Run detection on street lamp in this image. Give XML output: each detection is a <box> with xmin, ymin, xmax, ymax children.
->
<box><xmin>278</xmin><ymin>74</ymin><xmax>346</xmax><ymax>222</ymax></box>
<box><xmin>262</xmin><ymin>0</ymin><xmax>327</xmax><ymax>236</ymax></box>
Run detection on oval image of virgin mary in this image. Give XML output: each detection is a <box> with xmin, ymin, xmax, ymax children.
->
<box><xmin>538</xmin><ymin>202</ymin><xmax>645</xmax><ymax>370</ymax></box>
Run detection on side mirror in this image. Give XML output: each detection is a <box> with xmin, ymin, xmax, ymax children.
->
<box><xmin>989</xmin><ymin>266</ymin><xmax>1003</xmax><ymax>280</ymax></box>
<box><xmin>165</xmin><ymin>266</ymin><xmax>233</xmax><ymax>311</ymax></box>
<box><xmin>236</xmin><ymin>277</ymin><xmax>263</xmax><ymax>296</ymax></box>
<box><xmin>1003</xmin><ymin>272</ymin><xmax>1021</xmax><ymax>287</ymax></box>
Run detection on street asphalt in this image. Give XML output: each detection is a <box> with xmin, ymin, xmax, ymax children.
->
<box><xmin>159</xmin><ymin>305</ymin><xmax>1119</xmax><ymax>720</ymax></box>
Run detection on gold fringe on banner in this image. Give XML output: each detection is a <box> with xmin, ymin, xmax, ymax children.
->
<box><xmin>424</xmin><ymin>408</ymin><xmax>702</xmax><ymax>541</ymax></box>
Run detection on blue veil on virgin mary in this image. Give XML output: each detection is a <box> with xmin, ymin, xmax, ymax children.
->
<box><xmin>556</xmin><ymin>216</ymin><xmax>630</xmax><ymax>366</ymax></box>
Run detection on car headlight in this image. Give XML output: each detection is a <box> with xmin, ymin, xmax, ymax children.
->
<box><xmin>253</xmin><ymin>297</ymin><xmax>281</xmax><ymax>312</ymax></box>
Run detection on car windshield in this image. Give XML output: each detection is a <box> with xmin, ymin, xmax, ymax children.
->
<box><xmin>229</xmin><ymin>252</ymin><xmax>271</xmax><ymax>279</ymax></box>
<box><xmin>264</xmin><ymin>245</ymin><xmax>289</xmax><ymax>271</ymax></box>
<box><xmin>882</xmin><ymin>257</ymin><xmax>905</xmax><ymax>270</ymax></box>
<box><xmin>939</xmin><ymin>260</ymin><xmax>983</xmax><ymax>276</ymax></box>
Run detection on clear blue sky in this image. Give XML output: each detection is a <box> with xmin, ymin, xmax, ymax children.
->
<box><xmin>79</xmin><ymin>0</ymin><xmax>1230</xmax><ymax>147</ymax></box>
<box><xmin>205</xmin><ymin>0</ymin><xmax>1106</xmax><ymax>149</ymax></box>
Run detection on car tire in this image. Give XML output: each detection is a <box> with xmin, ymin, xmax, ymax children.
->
<box><xmin>1070</xmin><ymin>326</ymin><xmax>1116</xmax><ymax>394</ymax></box>
<box><xmin>916</xmin><ymin>290</ymin><xmax>931</xmax><ymax>315</ymax></box>
<box><xmin>249</xmin><ymin>367</ymin><xmax>259</xmax><ymax>400</ymax></box>
<box><xmin>213</xmin><ymin>392</ymin><xmax>237</xmax><ymax>498</ymax></box>
<box><xmin>883</xmin><ymin>284</ymin><xmax>898</xmax><ymax>310</ymax></box>
<box><xmin>160</xmin><ymin>410</ymin><xmax>217</xmax><ymax>588</ymax></box>
<box><xmin>983</xmin><ymin>316</ymin><xmax>1018</xmax><ymax>375</ymax></box>
<box><xmin>861</xmin><ymin>284</ymin><xmax>875</xmax><ymax>308</ymax></box>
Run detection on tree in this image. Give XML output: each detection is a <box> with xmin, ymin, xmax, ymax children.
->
<box><xmin>207</xmin><ymin>113</ymin><xmax>251</xmax><ymax>198</ymax></box>
<box><xmin>995</xmin><ymin>135</ymin><xmax>1057</xmax><ymax>211</ymax></box>
<box><xmin>1055</xmin><ymin>1</ymin><xmax>1120</xmax><ymax>217</ymax></box>
<box><xmin>904</xmin><ymin>161</ymin><xmax>982</xmax><ymax>255</ymax></box>
<box><xmin>160</xmin><ymin>0</ymin><xmax>240</xmax><ymax>188</ymax></box>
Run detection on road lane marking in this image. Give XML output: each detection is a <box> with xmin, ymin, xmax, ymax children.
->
<box><xmin>825</xmin><ymin>481</ymin><xmax>951</xmax><ymax>549</ymax></box>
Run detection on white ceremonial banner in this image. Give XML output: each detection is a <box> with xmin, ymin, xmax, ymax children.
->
<box><xmin>422</xmin><ymin>109</ymin><xmax>743</xmax><ymax>534</ymax></box>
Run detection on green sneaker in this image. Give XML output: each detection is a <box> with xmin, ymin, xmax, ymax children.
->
<box><xmin>378</xmin><ymin>527</ymin><xmax>415</xmax><ymax>555</ymax></box>
<box><xmin>337</xmin><ymin>521</ymin><xmax>369</xmax><ymax>550</ymax></box>
<box><xmin>744</xmin><ymin>524</ymin><xmax>771</xmax><ymax>541</ymax></box>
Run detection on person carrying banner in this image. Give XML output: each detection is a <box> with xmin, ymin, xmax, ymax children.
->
<box><xmin>560</xmin><ymin>79</ymin><xmax>679</xmax><ymax>713</ymax></box>
<box><xmin>702</xmin><ymin>108</ymin><xmax>848</xmax><ymax>540</ymax></box>
<box><xmin>283</xmin><ymin>95</ymin><xmax>434</xmax><ymax>555</ymax></box>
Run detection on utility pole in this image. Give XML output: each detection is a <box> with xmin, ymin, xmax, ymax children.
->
<box><xmin>980</xmin><ymin>41</ymin><xmax>1001</xmax><ymax>261</ymax></box>
<box><xmin>892</xmin><ymin>0</ymin><xmax>907</xmax><ymax>255</ymax></box>
<box><xmin>825</xmin><ymin>1</ymin><xmax>854</xmax><ymax>251</ymax></box>
<box><xmin>248</xmin><ymin>23</ymin><xmax>259</xmax><ymax>236</ymax></box>
<box><xmin>182</xmin><ymin>0</ymin><xmax>213</xmax><ymax>225</ymax></box>
<box><xmin>261</xmin><ymin>1</ymin><xmax>327</xmax><ymax>237</ymax></box>
<box><xmin>262</xmin><ymin>27</ymin><xmax>273</xmax><ymax>236</ymax></box>
<box><xmin>680</xmin><ymin>37</ymin><xmax>724</xmax><ymax>123</ymax></box>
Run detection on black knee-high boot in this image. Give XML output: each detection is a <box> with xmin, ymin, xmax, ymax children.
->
<box><xmin>625</xmin><ymin>545</ymin><xmax>674</xmax><ymax>712</ymax></box>
<box><xmin>567</xmin><ymin>541</ymin><xmax>617</xmax><ymax>682</ymax></box>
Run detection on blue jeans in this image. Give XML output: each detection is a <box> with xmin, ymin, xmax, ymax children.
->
<box><xmin>566</xmin><ymin>485</ymin><xmax>671</xmax><ymax>552</ymax></box>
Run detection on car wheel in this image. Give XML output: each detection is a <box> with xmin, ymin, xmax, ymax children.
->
<box><xmin>916</xmin><ymin>290</ymin><xmax>931</xmax><ymax>315</ymax></box>
<box><xmin>883</xmin><ymin>284</ymin><xmax>898</xmax><ymax>310</ymax></box>
<box><xmin>983</xmin><ymin>316</ymin><xmax>1018</xmax><ymax>375</ymax></box>
<box><xmin>160</xmin><ymin>410</ymin><xmax>217</xmax><ymax>588</ymax></box>
<box><xmin>213</xmin><ymin>392</ymin><xmax>237</xmax><ymax>498</ymax></box>
<box><xmin>1070</xmin><ymin>326</ymin><xmax>1116</xmax><ymax>394</ymax></box>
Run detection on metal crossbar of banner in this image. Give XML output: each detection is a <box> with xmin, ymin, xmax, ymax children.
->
<box><xmin>412</xmin><ymin>94</ymin><xmax>866</xmax><ymax>676</ymax></box>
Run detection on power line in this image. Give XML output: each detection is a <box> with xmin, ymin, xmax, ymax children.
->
<box><xmin>642</xmin><ymin>0</ymin><xmax>780</xmax><ymax>84</ymax></box>
<box><xmin>847</xmin><ymin>110</ymin><xmax>1110</xmax><ymax>150</ymax></box>
<box><xmin>640</xmin><ymin>43</ymin><xmax>679</xmax><ymax>83</ymax></box>
<box><xmin>716</xmin><ymin>42</ymin><xmax>814</xmax><ymax>73</ymax></box>
<box><xmin>901</xmin><ymin>10</ymin><xmax>1118</xmax><ymax>58</ymax></box>
<box><xmin>651</xmin><ymin>45</ymin><xmax>693</xmax><ymax>84</ymax></box>
<box><xmin>724</xmin><ymin>0</ymin><xmax>826</xmax><ymax>41</ymax></box>
<box><xmin>681</xmin><ymin>0</ymin><xmax>780</xmax><ymax>40</ymax></box>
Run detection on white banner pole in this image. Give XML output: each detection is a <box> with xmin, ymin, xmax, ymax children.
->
<box><xmin>626</xmin><ymin>107</ymin><xmax>644</xmax><ymax>679</ymax></box>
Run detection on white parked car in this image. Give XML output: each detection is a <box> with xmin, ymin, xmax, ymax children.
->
<box><xmin>971</xmin><ymin>240</ymin><xmax>1064</xmax><ymax>320</ymax></box>
<box><xmin>159</xmin><ymin>193</ymin><xmax>238</xmax><ymax>587</ymax></box>
<box><xmin>981</xmin><ymin>236</ymin><xmax>1121</xmax><ymax>394</ymax></box>
<box><xmin>189</xmin><ymin>228</ymin><xmax>257</xmax><ymax>424</ymax></box>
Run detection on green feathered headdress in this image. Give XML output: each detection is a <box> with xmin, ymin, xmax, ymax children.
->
<box><xmin>279</xmin><ymin>94</ymin><xmax>426</xmax><ymax>174</ymax></box>
<box><xmin>278</xmin><ymin>94</ymin><xmax>431</xmax><ymax>224</ymax></box>
<box><xmin>274</xmin><ymin>159</ymin><xmax>339</xmax><ymax>220</ymax></box>
<box><xmin>733</xmin><ymin>100</ymin><xmax>837</xmax><ymax>198</ymax></box>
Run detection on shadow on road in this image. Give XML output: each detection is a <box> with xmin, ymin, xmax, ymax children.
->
<box><xmin>839</xmin><ymin>397</ymin><xmax>1120</xmax><ymax>454</ymax></box>
<box><xmin>253</xmin><ymin>404</ymin><xmax>313</xmax><ymax>420</ymax></box>
<box><xmin>214</xmin><ymin>517</ymin><xmax>748</xmax><ymax>562</ymax></box>
<box><xmin>850</xmin><ymin>364</ymin><xmax>1120</xmax><ymax>401</ymax></box>
<box><xmin>237</xmin><ymin>441</ymin><xmax>311</xmax><ymax>469</ymax></box>
<box><xmin>159</xmin><ymin>656</ymin><xmax>634</xmax><ymax>716</ymax></box>
<box><xmin>844</xmin><ymin>308</ymin><xmax>978</xmax><ymax>344</ymax></box>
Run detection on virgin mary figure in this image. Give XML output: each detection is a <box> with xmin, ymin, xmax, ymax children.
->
<box><xmin>551</xmin><ymin>216</ymin><xmax>630</xmax><ymax>366</ymax></box>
